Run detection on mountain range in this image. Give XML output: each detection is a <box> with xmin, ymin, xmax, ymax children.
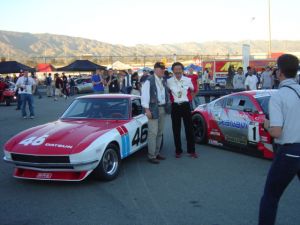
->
<box><xmin>1</xmin><ymin>30</ymin><xmax>300</xmax><ymax>61</ymax></box>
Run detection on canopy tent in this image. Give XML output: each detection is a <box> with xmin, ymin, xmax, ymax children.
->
<box><xmin>0</xmin><ymin>61</ymin><xmax>35</xmax><ymax>74</ymax></box>
<box><xmin>185</xmin><ymin>64</ymin><xmax>202</xmax><ymax>72</ymax></box>
<box><xmin>36</xmin><ymin>63</ymin><xmax>56</xmax><ymax>72</ymax></box>
<box><xmin>57</xmin><ymin>60</ymin><xmax>106</xmax><ymax>72</ymax></box>
<box><xmin>110</xmin><ymin>61</ymin><xmax>132</xmax><ymax>70</ymax></box>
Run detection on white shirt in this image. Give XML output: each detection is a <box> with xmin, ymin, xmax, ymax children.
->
<box><xmin>16</xmin><ymin>76</ymin><xmax>36</xmax><ymax>94</ymax></box>
<box><xmin>167</xmin><ymin>75</ymin><xmax>194</xmax><ymax>103</ymax></box>
<box><xmin>141</xmin><ymin>74</ymin><xmax>166</xmax><ymax>108</ymax></box>
<box><xmin>244</xmin><ymin>75</ymin><xmax>258</xmax><ymax>90</ymax></box>
<box><xmin>233</xmin><ymin>74</ymin><xmax>245</xmax><ymax>89</ymax></box>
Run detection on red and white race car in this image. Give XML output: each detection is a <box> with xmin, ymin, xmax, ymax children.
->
<box><xmin>192</xmin><ymin>90</ymin><xmax>276</xmax><ymax>159</ymax></box>
<box><xmin>3</xmin><ymin>94</ymin><xmax>148</xmax><ymax>181</ymax></box>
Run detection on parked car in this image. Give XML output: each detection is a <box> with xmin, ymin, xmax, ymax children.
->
<box><xmin>192</xmin><ymin>90</ymin><xmax>276</xmax><ymax>159</ymax></box>
<box><xmin>74</xmin><ymin>77</ymin><xmax>94</xmax><ymax>94</ymax></box>
<box><xmin>3</xmin><ymin>94</ymin><xmax>148</xmax><ymax>181</ymax></box>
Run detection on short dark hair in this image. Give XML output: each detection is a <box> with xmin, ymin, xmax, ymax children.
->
<box><xmin>277</xmin><ymin>54</ymin><xmax>299</xmax><ymax>78</ymax></box>
<box><xmin>247</xmin><ymin>66</ymin><xmax>251</xmax><ymax>70</ymax></box>
<box><xmin>172</xmin><ymin>62</ymin><xmax>184</xmax><ymax>71</ymax></box>
<box><xmin>154</xmin><ymin>62</ymin><xmax>166</xmax><ymax>70</ymax></box>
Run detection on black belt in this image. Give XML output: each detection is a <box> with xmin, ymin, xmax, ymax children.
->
<box><xmin>172</xmin><ymin>102</ymin><xmax>189</xmax><ymax>106</ymax></box>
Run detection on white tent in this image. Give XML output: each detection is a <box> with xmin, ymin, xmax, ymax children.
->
<box><xmin>109</xmin><ymin>61</ymin><xmax>132</xmax><ymax>70</ymax></box>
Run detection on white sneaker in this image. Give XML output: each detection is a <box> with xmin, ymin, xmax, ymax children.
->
<box><xmin>30</xmin><ymin>116</ymin><xmax>35</xmax><ymax>119</ymax></box>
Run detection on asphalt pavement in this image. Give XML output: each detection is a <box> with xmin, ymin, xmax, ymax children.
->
<box><xmin>0</xmin><ymin>95</ymin><xmax>299</xmax><ymax>225</ymax></box>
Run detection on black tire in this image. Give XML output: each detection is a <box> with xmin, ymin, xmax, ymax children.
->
<box><xmin>192</xmin><ymin>113</ymin><xmax>207</xmax><ymax>144</ymax></box>
<box><xmin>5</xmin><ymin>97</ymin><xmax>11</xmax><ymax>106</ymax></box>
<box><xmin>94</xmin><ymin>143</ymin><xmax>121</xmax><ymax>181</ymax></box>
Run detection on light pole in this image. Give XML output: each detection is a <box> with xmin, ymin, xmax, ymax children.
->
<box><xmin>268</xmin><ymin>0</ymin><xmax>272</xmax><ymax>58</ymax></box>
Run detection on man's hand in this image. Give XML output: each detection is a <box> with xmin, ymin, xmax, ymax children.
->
<box><xmin>264</xmin><ymin>119</ymin><xmax>270</xmax><ymax>130</ymax></box>
<box><xmin>145</xmin><ymin>108</ymin><xmax>152</xmax><ymax>119</ymax></box>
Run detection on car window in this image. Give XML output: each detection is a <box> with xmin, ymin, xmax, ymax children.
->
<box><xmin>76</xmin><ymin>79</ymin><xmax>83</xmax><ymax>84</ymax></box>
<box><xmin>255</xmin><ymin>96</ymin><xmax>270</xmax><ymax>115</ymax></box>
<box><xmin>61</xmin><ymin>98</ymin><xmax>129</xmax><ymax>120</ymax></box>
<box><xmin>213</xmin><ymin>97</ymin><xmax>225</xmax><ymax>109</ymax></box>
<box><xmin>132</xmin><ymin>98</ymin><xmax>143</xmax><ymax>117</ymax></box>
<box><xmin>225</xmin><ymin>95</ymin><xmax>240</xmax><ymax>110</ymax></box>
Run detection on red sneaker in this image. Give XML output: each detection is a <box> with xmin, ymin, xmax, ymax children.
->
<box><xmin>189</xmin><ymin>153</ymin><xmax>198</xmax><ymax>158</ymax></box>
<box><xmin>175</xmin><ymin>153</ymin><xmax>182</xmax><ymax>158</ymax></box>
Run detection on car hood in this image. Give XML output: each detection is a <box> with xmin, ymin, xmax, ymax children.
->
<box><xmin>4</xmin><ymin>119</ymin><xmax>127</xmax><ymax>155</ymax></box>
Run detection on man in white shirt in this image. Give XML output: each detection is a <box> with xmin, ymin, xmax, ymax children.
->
<box><xmin>141</xmin><ymin>62</ymin><xmax>169</xmax><ymax>164</ymax></box>
<box><xmin>233</xmin><ymin>67</ymin><xmax>245</xmax><ymax>89</ymax></box>
<box><xmin>16</xmin><ymin>70</ymin><xmax>36</xmax><ymax>119</ymax></box>
<box><xmin>167</xmin><ymin>62</ymin><xmax>197</xmax><ymax>158</ymax></box>
<box><xmin>244</xmin><ymin>69</ymin><xmax>258</xmax><ymax>90</ymax></box>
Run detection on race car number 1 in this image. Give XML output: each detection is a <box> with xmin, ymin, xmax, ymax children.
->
<box><xmin>19</xmin><ymin>135</ymin><xmax>49</xmax><ymax>146</ymax></box>
<box><xmin>248</xmin><ymin>123</ymin><xmax>259</xmax><ymax>143</ymax></box>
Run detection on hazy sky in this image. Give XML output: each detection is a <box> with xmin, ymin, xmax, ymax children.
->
<box><xmin>1</xmin><ymin>0</ymin><xmax>299</xmax><ymax>46</ymax></box>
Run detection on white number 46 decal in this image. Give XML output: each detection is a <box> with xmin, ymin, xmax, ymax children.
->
<box><xmin>19</xmin><ymin>135</ymin><xmax>49</xmax><ymax>146</ymax></box>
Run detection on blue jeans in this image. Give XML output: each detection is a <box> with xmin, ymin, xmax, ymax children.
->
<box><xmin>17</xmin><ymin>93</ymin><xmax>23</xmax><ymax>109</ymax></box>
<box><xmin>258</xmin><ymin>144</ymin><xmax>300</xmax><ymax>225</ymax></box>
<box><xmin>21</xmin><ymin>94</ymin><xmax>34</xmax><ymax>117</ymax></box>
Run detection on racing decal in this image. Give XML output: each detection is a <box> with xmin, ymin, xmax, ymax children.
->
<box><xmin>208</xmin><ymin>139</ymin><xmax>223</xmax><ymax>146</ymax></box>
<box><xmin>131</xmin><ymin>124</ymin><xmax>148</xmax><ymax>146</ymax></box>
<box><xmin>248</xmin><ymin>122</ymin><xmax>260</xmax><ymax>143</ymax></box>
<box><xmin>225</xmin><ymin>134</ymin><xmax>248</xmax><ymax>145</ymax></box>
<box><xmin>218</xmin><ymin>120</ymin><xmax>248</xmax><ymax>129</ymax></box>
<box><xmin>19</xmin><ymin>135</ymin><xmax>49</xmax><ymax>146</ymax></box>
<box><xmin>116</xmin><ymin>126</ymin><xmax>131</xmax><ymax>158</ymax></box>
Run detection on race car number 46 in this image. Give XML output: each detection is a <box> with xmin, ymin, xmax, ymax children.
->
<box><xmin>19</xmin><ymin>135</ymin><xmax>49</xmax><ymax>146</ymax></box>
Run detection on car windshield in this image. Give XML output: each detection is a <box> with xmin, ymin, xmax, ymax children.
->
<box><xmin>61</xmin><ymin>98</ymin><xmax>129</xmax><ymax>120</ymax></box>
<box><xmin>255</xmin><ymin>96</ymin><xmax>270</xmax><ymax>116</ymax></box>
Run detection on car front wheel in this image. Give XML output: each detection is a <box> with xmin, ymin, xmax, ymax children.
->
<box><xmin>94</xmin><ymin>143</ymin><xmax>120</xmax><ymax>181</ymax></box>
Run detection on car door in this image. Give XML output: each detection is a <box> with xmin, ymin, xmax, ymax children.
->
<box><xmin>127</xmin><ymin>98</ymin><xmax>148</xmax><ymax>153</ymax></box>
<box><xmin>218</xmin><ymin>95</ymin><xmax>250</xmax><ymax>146</ymax></box>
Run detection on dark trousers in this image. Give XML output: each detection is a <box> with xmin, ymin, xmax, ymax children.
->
<box><xmin>259</xmin><ymin>144</ymin><xmax>300</xmax><ymax>225</ymax></box>
<box><xmin>171</xmin><ymin>102</ymin><xmax>195</xmax><ymax>154</ymax></box>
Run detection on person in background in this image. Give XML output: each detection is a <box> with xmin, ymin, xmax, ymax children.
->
<box><xmin>167</xmin><ymin>62</ymin><xmax>197</xmax><ymax>159</ymax></box>
<box><xmin>258</xmin><ymin>54</ymin><xmax>300</xmax><ymax>225</ymax></box>
<box><xmin>16</xmin><ymin>70</ymin><xmax>36</xmax><ymax>119</ymax></box>
<box><xmin>0</xmin><ymin>77</ymin><xmax>8</xmax><ymax>99</ymax></box>
<box><xmin>106</xmin><ymin>69</ymin><xmax>120</xmax><ymax>93</ymax></box>
<box><xmin>69</xmin><ymin>75</ymin><xmax>76</xmax><ymax>96</ymax></box>
<box><xmin>62</xmin><ymin>73</ymin><xmax>69</xmax><ymax>99</ymax></box>
<box><xmin>244</xmin><ymin>68</ymin><xmax>258</xmax><ymax>90</ymax></box>
<box><xmin>261</xmin><ymin>66</ymin><xmax>274</xmax><ymax>89</ymax></box>
<box><xmin>185</xmin><ymin>67</ymin><xmax>199</xmax><ymax>109</ymax></box>
<box><xmin>131</xmin><ymin>72</ymin><xmax>140</xmax><ymax>95</ymax></box>
<box><xmin>92</xmin><ymin>69</ymin><xmax>105</xmax><ymax>94</ymax></box>
<box><xmin>31</xmin><ymin>72</ymin><xmax>42</xmax><ymax>99</ymax></box>
<box><xmin>226</xmin><ymin>65</ymin><xmax>235</xmax><ymax>89</ymax></box>
<box><xmin>233</xmin><ymin>67</ymin><xmax>245</xmax><ymax>90</ymax></box>
<box><xmin>163</xmin><ymin>70</ymin><xmax>172</xmax><ymax>80</ymax></box>
<box><xmin>140</xmin><ymin>69</ymin><xmax>150</xmax><ymax>84</ymax></box>
<box><xmin>54</xmin><ymin>73</ymin><xmax>64</xmax><ymax>101</ymax></box>
<box><xmin>121</xmin><ymin>70</ymin><xmax>132</xmax><ymax>94</ymax></box>
<box><xmin>45</xmin><ymin>73</ymin><xmax>52</xmax><ymax>97</ymax></box>
<box><xmin>245</xmin><ymin>66</ymin><xmax>252</xmax><ymax>77</ymax></box>
<box><xmin>103</xmin><ymin>70</ymin><xmax>109</xmax><ymax>94</ymax></box>
<box><xmin>15</xmin><ymin>72</ymin><xmax>23</xmax><ymax>110</ymax></box>
<box><xmin>203</xmin><ymin>68</ymin><xmax>211</xmax><ymax>90</ymax></box>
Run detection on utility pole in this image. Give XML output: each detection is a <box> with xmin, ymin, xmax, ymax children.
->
<box><xmin>268</xmin><ymin>0</ymin><xmax>272</xmax><ymax>58</ymax></box>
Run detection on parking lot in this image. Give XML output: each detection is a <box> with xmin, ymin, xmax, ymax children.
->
<box><xmin>0</xmin><ymin>95</ymin><xmax>299</xmax><ymax>225</ymax></box>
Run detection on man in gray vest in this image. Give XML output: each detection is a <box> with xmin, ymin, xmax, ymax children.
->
<box><xmin>141</xmin><ymin>62</ymin><xmax>170</xmax><ymax>164</ymax></box>
<box><xmin>258</xmin><ymin>54</ymin><xmax>300</xmax><ymax>225</ymax></box>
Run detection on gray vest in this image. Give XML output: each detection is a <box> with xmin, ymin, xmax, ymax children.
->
<box><xmin>148</xmin><ymin>76</ymin><xmax>170</xmax><ymax>119</ymax></box>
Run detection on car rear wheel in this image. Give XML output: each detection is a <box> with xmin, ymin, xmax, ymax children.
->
<box><xmin>192</xmin><ymin>113</ymin><xmax>207</xmax><ymax>144</ymax></box>
<box><xmin>94</xmin><ymin>143</ymin><xmax>120</xmax><ymax>181</ymax></box>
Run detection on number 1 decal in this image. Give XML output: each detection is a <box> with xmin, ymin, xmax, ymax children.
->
<box><xmin>248</xmin><ymin>123</ymin><xmax>259</xmax><ymax>143</ymax></box>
